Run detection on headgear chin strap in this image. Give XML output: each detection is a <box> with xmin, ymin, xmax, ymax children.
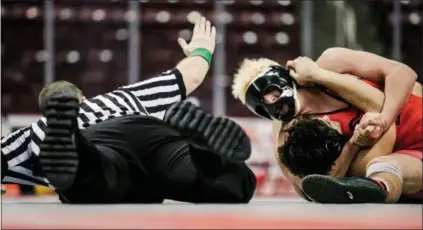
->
<box><xmin>245</xmin><ymin>65</ymin><xmax>298</xmax><ymax>122</ymax></box>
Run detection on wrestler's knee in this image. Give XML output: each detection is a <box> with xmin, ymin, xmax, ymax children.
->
<box><xmin>366</xmin><ymin>155</ymin><xmax>403</xmax><ymax>182</ymax></box>
<box><xmin>367</xmin><ymin>153</ymin><xmax>422</xmax><ymax>176</ymax></box>
<box><xmin>366</xmin><ymin>155</ymin><xmax>398</xmax><ymax>168</ymax></box>
<box><xmin>367</xmin><ymin>153</ymin><xmax>422</xmax><ymax>195</ymax></box>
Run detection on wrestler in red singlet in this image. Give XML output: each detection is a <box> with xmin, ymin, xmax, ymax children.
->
<box><xmin>319</xmin><ymin>79</ymin><xmax>422</xmax><ymax>199</ymax></box>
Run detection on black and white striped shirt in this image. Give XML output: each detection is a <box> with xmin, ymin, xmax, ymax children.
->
<box><xmin>1</xmin><ymin>69</ymin><xmax>186</xmax><ymax>188</ymax></box>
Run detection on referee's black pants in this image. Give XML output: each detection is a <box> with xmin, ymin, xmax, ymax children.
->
<box><xmin>58</xmin><ymin>115</ymin><xmax>256</xmax><ymax>204</ymax></box>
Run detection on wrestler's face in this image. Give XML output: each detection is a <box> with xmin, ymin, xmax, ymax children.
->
<box><xmin>263</xmin><ymin>90</ymin><xmax>280</xmax><ymax>104</ymax></box>
<box><xmin>263</xmin><ymin>89</ymin><xmax>298</xmax><ymax>115</ymax></box>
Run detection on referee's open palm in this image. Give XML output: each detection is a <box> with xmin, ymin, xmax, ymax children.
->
<box><xmin>178</xmin><ymin>17</ymin><xmax>216</xmax><ymax>56</ymax></box>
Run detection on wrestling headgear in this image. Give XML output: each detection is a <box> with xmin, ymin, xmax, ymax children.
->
<box><xmin>245</xmin><ymin>66</ymin><xmax>298</xmax><ymax>121</ymax></box>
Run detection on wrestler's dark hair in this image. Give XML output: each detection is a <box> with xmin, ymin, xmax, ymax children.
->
<box><xmin>278</xmin><ymin>118</ymin><xmax>349</xmax><ymax>178</ymax></box>
<box><xmin>38</xmin><ymin>81</ymin><xmax>83</xmax><ymax>112</ymax></box>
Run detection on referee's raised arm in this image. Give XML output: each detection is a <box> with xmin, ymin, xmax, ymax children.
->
<box><xmin>119</xmin><ymin>17</ymin><xmax>216</xmax><ymax>119</ymax></box>
<box><xmin>174</xmin><ymin>17</ymin><xmax>216</xmax><ymax>96</ymax></box>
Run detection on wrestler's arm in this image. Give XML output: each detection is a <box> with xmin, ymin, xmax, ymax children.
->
<box><xmin>316</xmin><ymin>47</ymin><xmax>417</xmax><ymax>127</ymax></box>
<box><xmin>272</xmin><ymin>120</ymin><xmax>311</xmax><ymax>201</ymax></box>
<box><xmin>311</xmin><ymin>68</ymin><xmax>384</xmax><ymax>113</ymax></box>
<box><xmin>348</xmin><ymin>125</ymin><xmax>396</xmax><ymax>177</ymax></box>
<box><xmin>329</xmin><ymin>125</ymin><xmax>396</xmax><ymax>178</ymax></box>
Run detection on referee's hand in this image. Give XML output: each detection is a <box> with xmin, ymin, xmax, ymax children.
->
<box><xmin>178</xmin><ymin>17</ymin><xmax>216</xmax><ymax>57</ymax></box>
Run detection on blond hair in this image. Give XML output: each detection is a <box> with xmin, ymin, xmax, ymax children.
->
<box><xmin>232</xmin><ymin>58</ymin><xmax>280</xmax><ymax>104</ymax></box>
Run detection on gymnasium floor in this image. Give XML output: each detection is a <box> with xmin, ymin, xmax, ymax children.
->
<box><xmin>2</xmin><ymin>196</ymin><xmax>422</xmax><ymax>229</ymax></box>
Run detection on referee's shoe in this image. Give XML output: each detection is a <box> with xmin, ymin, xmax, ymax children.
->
<box><xmin>164</xmin><ymin>101</ymin><xmax>251</xmax><ymax>162</ymax></box>
<box><xmin>39</xmin><ymin>93</ymin><xmax>80</xmax><ymax>192</ymax></box>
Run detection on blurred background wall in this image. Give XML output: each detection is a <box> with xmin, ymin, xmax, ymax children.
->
<box><xmin>1</xmin><ymin>0</ymin><xmax>422</xmax><ymax>197</ymax></box>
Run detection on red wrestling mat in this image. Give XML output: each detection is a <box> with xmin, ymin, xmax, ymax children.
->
<box><xmin>2</xmin><ymin>198</ymin><xmax>422</xmax><ymax>229</ymax></box>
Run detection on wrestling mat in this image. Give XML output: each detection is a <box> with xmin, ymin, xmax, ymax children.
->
<box><xmin>1</xmin><ymin>196</ymin><xmax>422</xmax><ymax>229</ymax></box>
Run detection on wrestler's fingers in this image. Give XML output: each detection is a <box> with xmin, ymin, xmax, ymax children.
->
<box><xmin>370</xmin><ymin>126</ymin><xmax>382</xmax><ymax>139</ymax></box>
<box><xmin>365</xmin><ymin>119</ymin><xmax>385</xmax><ymax>129</ymax></box>
<box><xmin>357</xmin><ymin>127</ymin><xmax>369</xmax><ymax>137</ymax></box>
<box><xmin>286</xmin><ymin>60</ymin><xmax>296</xmax><ymax>69</ymax></box>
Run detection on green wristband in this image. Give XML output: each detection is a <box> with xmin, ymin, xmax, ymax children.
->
<box><xmin>191</xmin><ymin>48</ymin><xmax>212</xmax><ymax>66</ymax></box>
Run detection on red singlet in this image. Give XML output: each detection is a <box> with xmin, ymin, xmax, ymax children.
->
<box><xmin>321</xmin><ymin>80</ymin><xmax>422</xmax><ymax>152</ymax></box>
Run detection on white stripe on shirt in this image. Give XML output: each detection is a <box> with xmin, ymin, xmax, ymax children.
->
<box><xmin>1</xmin><ymin>69</ymin><xmax>185</xmax><ymax>188</ymax></box>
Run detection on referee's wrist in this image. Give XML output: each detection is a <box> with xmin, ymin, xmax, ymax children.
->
<box><xmin>190</xmin><ymin>48</ymin><xmax>212</xmax><ymax>67</ymax></box>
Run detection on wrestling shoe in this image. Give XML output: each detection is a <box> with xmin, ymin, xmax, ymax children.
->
<box><xmin>164</xmin><ymin>101</ymin><xmax>251</xmax><ymax>162</ymax></box>
<box><xmin>301</xmin><ymin>174</ymin><xmax>387</xmax><ymax>203</ymax></box>
<box><xmin>39</xmin><ymin>93</ymin><xmax>80</xmax><ymax>192</ymax></box>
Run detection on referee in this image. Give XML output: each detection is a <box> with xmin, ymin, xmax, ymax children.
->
<box><xmin>41</xmin><ymin>96</ymin><xmax>255</xmax><ymax>203</ymax></box>
<box><xmin>1</xmin><ymin>18</ymin><xmax>221</xmax><ymax>190</ymax></box>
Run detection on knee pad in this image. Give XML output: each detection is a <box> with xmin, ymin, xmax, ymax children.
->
<box><xmin>366</xmin><ymin>161</ymin><xmax>404</xmax><ymax>186</ymax></box>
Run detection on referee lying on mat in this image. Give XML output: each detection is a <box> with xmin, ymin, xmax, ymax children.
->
<box><xmin>1</xmin><ymin>17</ymin><xmax>256</xmax><ymax>203</ymax></box>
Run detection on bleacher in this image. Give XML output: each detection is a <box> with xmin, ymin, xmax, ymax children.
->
<box><xmin>1</xmin><ymin>0</ymin><xmax>300</xmax><ymax>116</ymax></box>
<box><xmin>369</xmin><ymin>0</ymin><xmax>422</xmax><ymax>82</ymax></box>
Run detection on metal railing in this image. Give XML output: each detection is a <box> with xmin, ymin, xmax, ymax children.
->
<box><xmin>331</xmin><ymin>0</ymin><xmax>362</xmax><ymax>50</ymax></box>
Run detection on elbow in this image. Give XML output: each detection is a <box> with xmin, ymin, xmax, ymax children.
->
<box><xmin>390</xmin><ymin>62</ymin><xmax>418</xmax><ymax>82</ymax></box>
<box><xmin>405</xmin><ymin>65</ymin><xmax>418</xmax><ymax>82</ymax></box>
<box><xmin>402</xmin><ymin>62</ymin><xmax>418</xmax><ymax>80</ymax></box>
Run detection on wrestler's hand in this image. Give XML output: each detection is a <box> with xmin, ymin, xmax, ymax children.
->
<box><xmin>352</xmin><ymin>112</ymin><xmax>386</xmax><ymax>147</ymax></box>
<box><xmin>351</xmin><ymin>125</ymin><xmax>382</xmax><ymax>147</ymax></box>
<box><xmin>359</xmin><ymin>112</ymin><xmax>388</xmax><ymax>136</ymax></box>
<box><xmin>178</xmin><ymin>17</ymin><xmax>216</xmax><ymax>56</ymax></box>
<box><xmin>286</xmin><ymin>56</ymin><xmax>322</xmax><ymax>86</ymax></box>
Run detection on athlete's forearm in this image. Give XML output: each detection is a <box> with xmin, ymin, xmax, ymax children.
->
<box><xmin>380</xmin><ymin>64</ymin><xmax>416</xmax><ymax>127</ymax></box>
<box><xmin>329</xmin><ymin>142</ymin><xmax>360</xmax><ymax>178</ymax></box>
<box><xmin>312</xmin><ymin>69</ymin><xmax>384</xmax><ymax>113</ymax></box>
<box><xmin>176</xmin><ymin>56</ymin><xmax>210</xmax><ymax>96</ymax></box>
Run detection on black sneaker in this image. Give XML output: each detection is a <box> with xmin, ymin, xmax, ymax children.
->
<box><xmin>39</xmin><ymin>93</ymin><xmax>80</xmax><ymax>192</ymax></box>
<box><xmin>164</xmin><ymin>101</ymin><xmax>251</xmax><ymax>162</ymax></box>
<box><xmin>302</xmin><ymin>174</ymin><xmax>387</xmax><ymax>203</ymax></box>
